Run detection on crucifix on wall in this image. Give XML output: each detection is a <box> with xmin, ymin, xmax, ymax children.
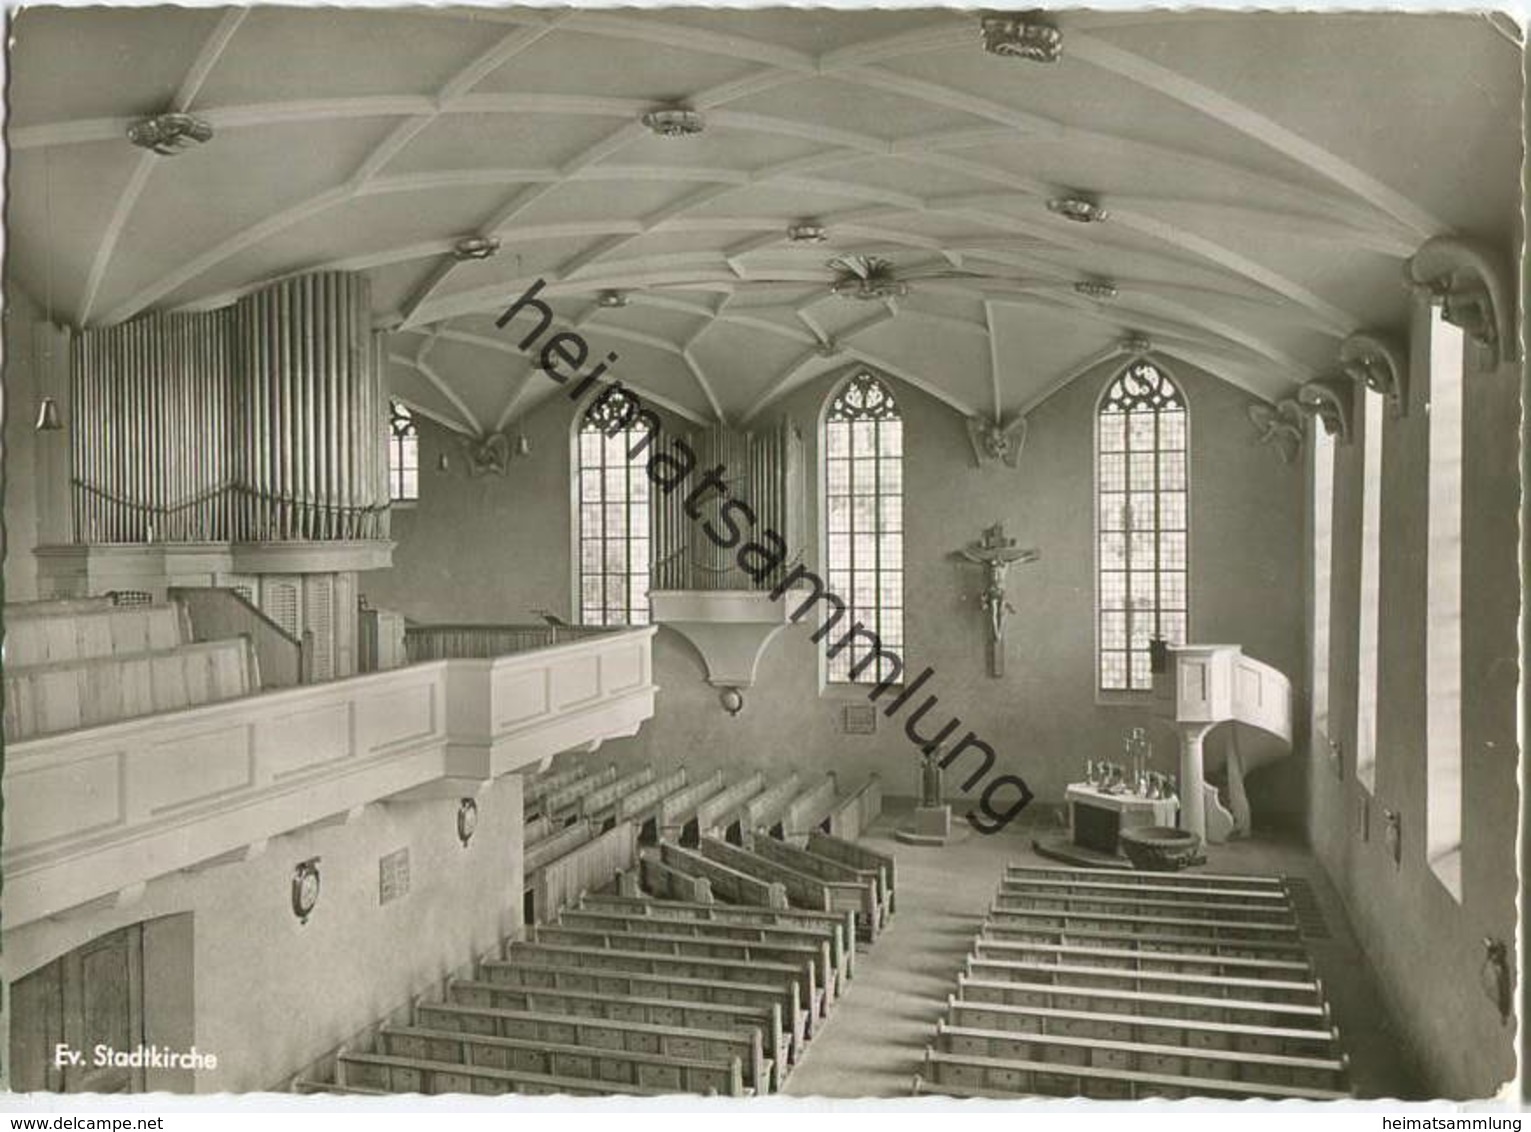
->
<box><xmin>954</xmin><ymin>522</ymin><xmax>1039</xmax><ymax>678</ymax></box>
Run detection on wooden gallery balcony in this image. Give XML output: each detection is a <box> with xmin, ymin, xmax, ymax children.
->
<box><xmin>3</xmin><ymin>613</ymin><xmax>657</xmax><ymax>929</ymax></box>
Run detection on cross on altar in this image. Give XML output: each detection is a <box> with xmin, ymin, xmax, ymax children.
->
<box><xmin>955</xmin><ymin>522</ymin><xmax>1039</xmax><ymax>678</ymax></box>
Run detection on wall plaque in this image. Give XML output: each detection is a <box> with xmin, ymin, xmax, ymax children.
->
<box><xmin>379</xmin><ymin>847</ymin><xmax>410</xmax><ymax>905</ymax></box>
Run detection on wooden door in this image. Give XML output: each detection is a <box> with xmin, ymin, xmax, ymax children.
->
<box><xmin>9</xmin><ymin>924</ymin><xmax>145</xmax><ymax>1093</ymax></box>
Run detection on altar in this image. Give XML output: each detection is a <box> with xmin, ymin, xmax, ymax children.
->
<box><xmin>1065</xmin><ymin>783</ymin><xmax>1180</xmax><ymax>855</ymax></box>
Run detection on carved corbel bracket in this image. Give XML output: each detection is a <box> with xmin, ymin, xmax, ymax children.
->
<box><xmin>1340</xmin><ymin>331</ymin><xmax>1409</xmax><ymax>418</ymax></box>
<box><xmin>1297</xmin><ymin>377</ymin><xmax>1354</xmax><ymax>444</ymax></box>
<box><xmin>1246</xmin><ymin>400</ymin><xmax>1305</xmax><ymax>464</ymax></box>
<box><xmin>965</xmin><ymin>413</ymin><xmax>1027</xmax><ymax>468</ymax></box>
<box><xmin>1405</xmin><ymin>236</ymin><xmax>1517</xmax><ymax>368</ymax></box>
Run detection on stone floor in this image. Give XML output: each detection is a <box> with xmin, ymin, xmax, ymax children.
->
<box><xmin>781</xmin><ymin>801</ymin><xmax>1424</xmax><ymax>1099</ymax></box>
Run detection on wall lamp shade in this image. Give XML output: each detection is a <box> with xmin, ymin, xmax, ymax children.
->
<box><xmin>34</xmin><ymin>397</ymin><xmax>63</xmax><ymax>432</ymax></box>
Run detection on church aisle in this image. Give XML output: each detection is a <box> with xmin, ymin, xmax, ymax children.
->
<box><xmin>783</xmin><ymin>805</ymin><xmax>1420</xmax><ymax>1099</ymax></box>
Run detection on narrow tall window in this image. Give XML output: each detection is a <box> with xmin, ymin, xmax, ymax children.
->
<box><xmin>1356</xmin><ymin>388</ymin><xmax>1385</xmax><ymax>791</ymax></box>
<box><xmin>824</xmin><ymin>372</ymin><xmax>903</xmax><ymax>684</ymax></box>
<box><xmin>1312</xmin><ymin>425</ymin><xmax>1336</xmax><ymax>757</ymax></box>
<box><xmin>388</xmin><ymin>400</ymin><xmax>418</xmax><ymax>502</ymax></box>
<box><xmin>1426</xmin><ymin>304</ymin><xmax>1465</xmax><ymax>897</ymax></box>
<box><xmin>1097</xmin><ymin>361</ymin><xmax>1188</xmax><ymax>691</ymax></box>
<box><xmin>577</xmin><ymin>392</ymin><xmax>652</xmax><ymax>625</ymax></box>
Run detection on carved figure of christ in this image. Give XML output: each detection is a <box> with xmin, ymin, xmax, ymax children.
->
<box><xmin>956</xmin><ymin>522</ymin><xmax>1040</xmax><ymax>677</ymax></box>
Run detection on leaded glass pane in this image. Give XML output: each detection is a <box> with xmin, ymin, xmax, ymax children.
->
<box><xmin>576</xmin><ymin>395</ymin><xmax>653</xmax><ymax>625</ymax></box>
<box><xmin>824</xmin><ymin>373</ymin><xmax>903</xmax><ymax>684</ymax></box>
<box><xmin>1095</xmin><ymin>363</ymin><xmax>1189</xmax><ymax>690</ymax></box>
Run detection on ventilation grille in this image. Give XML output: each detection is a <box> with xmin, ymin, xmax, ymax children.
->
<box><xmin>262</xmin><ymin>579</ymin><xmax>300</xmax><ymax>637</ymax></box>
<box><xmin>108</xmin><ymin>590</ymin><xmax>153</xmax><ymax>606</ymax></box>
<box><xmin>1283</xmin><ymin>876</ymin><xmax>1331</xmax><ymax>940</ymax></box>
<box><xmin>304</xmin><ymin>576</ymin><xmax>334</xmax><ymax>680</ymax></box>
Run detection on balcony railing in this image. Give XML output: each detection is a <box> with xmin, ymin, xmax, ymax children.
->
<box><xmin>404</xmin><ymin>622</ymin><xmax>613</xmax><ymax>663</ymax></box>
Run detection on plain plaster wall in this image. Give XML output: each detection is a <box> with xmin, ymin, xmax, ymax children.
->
<box><xmin>368</xmin><ymin>355</ymin><xmax>1305</xmax><ymax>824</ymax></box>
<box><xmin>1307</xmin><ymin>298</ymin><xmax>1521</xmax><ymax>1098</ymax></box>
<box><xmin>3</xmin><ymin>775</ymin><xmax>524</xmax><ymax>1093</ymax></box>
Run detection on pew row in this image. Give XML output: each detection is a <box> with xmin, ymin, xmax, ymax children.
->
<box><xmin>660</xmin><ymin>842</ymin><xmax>788</xmax><ymax>910</ymax></box>
<box><xmin>445</xmin><ymin>978</ymin><xmax>786</xmax><ymax>1089</ymax></box>
<box><xmin>581</xmin><ymin>767</ymin><xmax>656</xmax><ymax>826</ymax></box>
<box><xmin>1005</xmin><ymin>863</ymin><xmax>1287</xmax><ymax>892</ymax></box>
<box><xmin>478</xmin><ymin>955</ymin><xmax>809</xmax><ymax>1055</ymax></box>
<box><xmin>501</xmin><ymin>939</ymin><xmax>823</xmax><ymax>1027</ymax></box>
<box><xmin>4</xmin><ymin>600</ymin><xmax>187</xmax><ymax>668</ymax></box>
<box><xmin>560</xmin><ymin>905</ymin><xmax>850</xmax><ymax>993</ymax></box>
<box><xmin>580</xmin><ymin>893</ymin><xmax>856</xmax><ymax>981</ymax></box>
<box><xmin>806</xmin><ymin>831</ymin><xmax>897</xmax><ymax>915</ymax></box>
<box><xmin>525</xmin><ymin>819</ymin><xmax>594</xmax><ymax>874</ymax></box>
<box><xmin>701</xmin><ymin>837</ymin><xmax>879</xmax><ymax>941</ymax></box>
<box><xmin>782</xmin><ymin>774</ymin><xmax>838</xmax><ymax>839</ymax></box>
<box><xmin>746</xmin><ymin>833</ymin><xmax>888</xmax><ymax>931</ymax></box>
<box><xmin>528</xmin><ymin>821</ymin><xmax>636</xmax><ymax>923</ymax></box>
<box><xmin>399</xmin><ymin>1009</ymin><xmax>755</xmax><ymax>1096</ymax></box>
<box><xmin>4</xmin><ymin>636</ymin><xmax>257</xmax><ymax>742</ymax></box>
<box><xmin>934</xmin><ymin>1019</ymin><xmax>1348</xmax><ymax>1092</ymax></box>
<box><xmin>964</xmin><ymin>954</ymin><xmax>1323</xmax><ymax>1005</ymax></box>
<box><xmin>739</xmin><ymin>774</ymin><xmax>801</xmax><ymax>838</ymax></box>
<box><xmin>659</xmin><ymin>771</ymin><xmax>726</xmax><ymax>840</ymax></box>
<box><xmin>914</xmin><ymin>1048</ymin><xmax>1347</xmax><ymax>1101</ymax></box>
<box><xmin>695</xmin><ymin>773</ymin><xmax>765</xmax><ymax>841</ymax></box>
<box><xmin>972</xmin><ymin>935</ymin><xmax>1312</xmax><ymax>981</ymax></box>
<box><xmin>639</xmin><ymin>857</ymin><xmax>714</xmax><ymax>904</ymax></box>
<box><xmin>533</xmin><ymin>921</ymin><xmax>839</xmax><ymax>1002</ymax></box>
<box><xmin>541</xmin><ymin>766</ymin><xmax>619</xmax><ymax>821</ymax></box>
<box><xmin>619</xmin><ymin>767</ymin><xmax>689</xmax><ymax>830</ymax></box>
<box><xmin>337</xmin><ymin>1048</ymin><xmax>669</xmax><ymax>1097</ymax></box>
<box><xmin>957</xmin><ymin>973</ymin><xmax>1329</xmax><ymax>1029</ymax></box>
<box><xmin>827</xmin><ymin>773</ymin><xmax>882</xmax><ymax>841</ymax></box>
<box><xmin>980</xmin><ymin>916</ymin><xmax>1309</xmax><ymax>960</ymax></box>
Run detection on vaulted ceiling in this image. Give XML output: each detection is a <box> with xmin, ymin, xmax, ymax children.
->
<box><xmin>7</xmin><ymin>6</ymin><xmax>1523</xmax><ymax>433</ymax></box>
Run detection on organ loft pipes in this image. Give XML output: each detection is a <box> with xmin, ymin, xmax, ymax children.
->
<box><xmin>69</xmin><ymin>270</ymin><xmax>385</xmax><ymax>546</ymax></box>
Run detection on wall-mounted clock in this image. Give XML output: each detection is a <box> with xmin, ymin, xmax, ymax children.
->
<box><xmin>457</xmin><ymin>798</ymin><xmax>478</xmax><ymax>847</ymax></box>
<box><xmin>291</xmin><ymin>857</ymin><xmax>321</xmax><ymax>923</ymax></box>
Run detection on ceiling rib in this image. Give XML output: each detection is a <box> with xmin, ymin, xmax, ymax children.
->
<box><xmin>1067</xmin><ymin>33</ymin><xmax>1444</xmax><ymax>237</ymax></box>
<box><xmin>78</xmin><ymin>7</ymin><xmax>247</xmax><ymax>326</ymax></box>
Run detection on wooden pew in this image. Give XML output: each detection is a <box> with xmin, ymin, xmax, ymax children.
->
<box><xmin>745</xmin><ymin>833</ymin><xmax>887</xmax><ymax>931</ymax></box>
<box><xmin>738</xmin><ymin>774</ymin><xmax>801</xmax><ymax>837</ymax></box>
<box><xmin>640</xmin><ymin>856</ymin><xmax>714</xmax><ymax>904</ymax></box>
<box><xmin>542</xmin><ymin>766</ymin><xmax>619</xmax><ymax>821</ymax></box>
<box><xmin>700</xmin><ymin>837</ymin><xmax>878</xmax><ymax>942</ymax></box>
<box><xmin>827</xmin><ymin>773</ymin><xmax>882</xmax><ymax>841</ymax></box>
<box><xmin>523</xmin><ymin>815</ymin><xmax>552</xmax><ymax>846</ymax></box>
<box><xmin>4</xmin><ymin>601</ymin><xmax>186</xmax><ymax>667</ymax></box>
<box><xmin>337</xmin><ymin>1047</ymin><xmax>668</xmax><ymax>1096</ymax></box>
<box><xmin>479</xmin><ymin>955</ymin><xmax>809</xmax><ymax>1054</ymax></box>
<box><xmin>963</xmin><ymin>953</ymin><xmax>1323</xmax><ymax>1005</ymax></box>
<box><xmin>972</xmin><ymin>935</ymin><xmax>1312</xmax><ymax>981</ymax></box>
<box><xmin>580</xmin><ymin>766</ymin><xmax>656</xmax><ymax>826</ymax></box>
<box><xmin>695</xmin><ymin>772</ymin><xmax>765</xmax><ymax>841</ymax></box>
<box><xmin>933</xmin><ymin>1019</ymin><xmax>1348</xmax><ymax>1093</ymax></box>
<box><xmin>525</xmin><ymin>767</ymin><xmax>592</xmax><ymax>815</ymax></box>
<box><xmin>783</xmin><ymin>774</ymin><xmax>838</xmax><ymax>839</ymax></box>
<box><xmin>525</xmin><ymin>819</ymin><xmax>594</xmax><ymax>873</ymax></box>
<box><xmin>381</xmin><ymin>1020</ymin><xmax>747</xmax><ymax>1096</ymax></box>
<box><xmin>291</xmin><ymin>1079</ymin><xmax>389</xmax><ymax>1096</ymax></box>
<box><xmin>618</xmin><ymin>767</ymin><xmax>688</xmax><ymax>830</ymax></box>
<box><xmin>535</xmin><ymin>921</ymin><xmax>836</xmax><ymax>1004</ymax></box>
<box><xmin>580</xmin><ymin>893</ymin><xmax>855</xmax><ymax>981</ymax></box>
<box><xmin>500</xmin><ymin>940</ymin><xmax>818</xmax><ymax>1028</ymax></box>
<box><xmin>4</xmin><ymin>637</ymin><xmax>256</xmax><ymax>741</ymax></box>
<box><xmin>560</xmin><ymin>906</ymin><xmax>851</xmax><ymax>995</ymax></box>
<box><xmin>806</xmin><ymin>830</ymin><xmax>897</xmax><ymax>914</ymax></box>
<box><xmin>987</xmin><ymin>903</ymin><xmax>1304</xmax><ymax>946</ymax></box>
<box><xmin>944</xmin><ymin>996</ymin><xmax>1344</xmax><ymax>1061</ymax></box>
<box><xmin>980</xmin><ymin>916</ymin><xmax>1309</xmax><ymax>960</ymax></box>
<box><xmin>502</xmin><ymin>931</ymin><xmax>820</xmax><ymax>1023</ymax></box>
<box><xmin>440</xmin><ymin>982</ymin><xmax>783</xmax><ymax>1090</ymax></box>
<box><xmin>914</xmin><ymin>1047</ymin><xmax>1347</xmax><ymax>1101</ymax></box>
<box><xmin>530</xmin><ymin>821</ymin><xmax>636</xmax><ymax>923</ymax></box>
<box><xmin>659</xmin><ymin>770</ymin><xmax>726</xmax><ymax>841</ymax></box>
<box><xmin>956</xmin><ymin>972</ymin><xmax>1330</xmax><ymax>1029</ymax></box>
<box><xmin>660</xmin><ymin>842</ymin><xmax>788</xmax><ymax>910</ymax></box>
<box><xmin>1005</xmin><ymin>863</ymin><xmax>1287</xmax><ymax>892</ymax></box>
<box><xmin>1001</xmin><ymin>870</ymin><xmax>1292</xmax><ymax>907</ymax></box>
<box><xmin>995</xmin><ymin>884</ymin><xmax>1298</xmax><ymax>925</ymax></box>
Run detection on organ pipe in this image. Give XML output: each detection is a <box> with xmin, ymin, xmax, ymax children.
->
<box><xmin>650</xmin><ymin>418</ymin><xmax>802</xmax><ymax>593</ymax></box>
<box><xmin>69</xmin><ymin>270</ymin><xmax>388</xmax><ymax>545</ymax></box>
